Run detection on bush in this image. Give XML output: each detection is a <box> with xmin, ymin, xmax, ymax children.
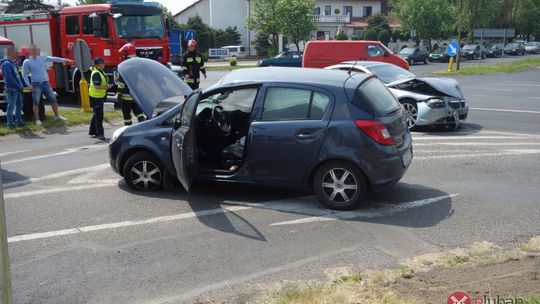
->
<box><xmin>229</xmin><ymin>57</ymin><xmax>237</xmax><ymax>66</ymax></box>
<box><xmin>378</xmin><ymin>29</ymin><xmax>390</xmax><ymax>46</ymax></box>
<box><xmin>267</xmin><ymin>45</ymin><xmax>278</xmax><ymax>57</ymax></box>
<box><xmin>363</xmin><ymin>28</ymin><xmax>378</xmax><ymax>40</ymax></box>
<box><xmin>336</xmin><ymin>31</ymin><xmax>348</xmax><ymax>40</ymax></box>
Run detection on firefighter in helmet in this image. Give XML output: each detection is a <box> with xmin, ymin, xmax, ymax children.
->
<box><xmin>180</xmin><ymin>39</ymin><xmax>207</xmax><ymax>90</ymax></box>
<box><xmin>116</xmin><ymin>42</ymin><xmax>145</xmax><ymax>126</ymax></box>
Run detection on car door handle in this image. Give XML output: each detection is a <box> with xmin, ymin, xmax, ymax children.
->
<box><xmin>296</xmin><ymin>133</ymin><xmax>316</xmax><ymax>140</ymax></box>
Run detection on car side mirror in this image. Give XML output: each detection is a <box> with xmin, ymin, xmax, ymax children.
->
<box><xmin>384</xmin><ymin>51</ymin><xmax>389</xmax><ymax>57</ymax></box>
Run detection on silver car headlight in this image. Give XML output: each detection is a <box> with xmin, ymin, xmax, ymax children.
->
<box><xmin>426</xmin><ymin>98</ymin><xmax>446</xmax><ymax>109</ymax></box>
<box><xmin>110</xmin><ymin>126</ymin><xmax>128</xmax><ymax>144</ymax></box>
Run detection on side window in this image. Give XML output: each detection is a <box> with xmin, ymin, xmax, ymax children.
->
<box><xmin>65</xmin><ymin>16</ymin><xmax>79</xmax><ymax>35</ymax></box>
<box><xmin>82</xmin><ymin>15</ymin><xmax>93</xmax><ymax>35</ymax></box>
<box><xmin>367</xmin><ymin>45</ymin><xmax>385</xmax><ymax>57</ymax></box>
<box><xmin>262</xmin><ymin>88</ymin><xmax>330</xmax><ymax>121</ymax></box>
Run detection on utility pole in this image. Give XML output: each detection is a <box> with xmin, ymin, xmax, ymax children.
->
<box><xmin>456</xmin><ymin>0</ymin><xmax>462</xmax><ymax>70</ymax></box>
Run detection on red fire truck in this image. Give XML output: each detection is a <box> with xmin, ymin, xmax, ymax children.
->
<box><xmin>0</xmin><ymin>0</ymin><xmax>169</xmax><ymax>101</ymax></box>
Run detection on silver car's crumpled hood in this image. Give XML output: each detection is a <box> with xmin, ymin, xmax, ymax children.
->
<box><xmin>387</xmin><ymin>76</ymin><xmax>463</xmax><ymax>98</ymax></box>
<box><xmin>118</xmin><ymin>58</ymin><xmax>193</xmax><ymax>117</ymax></box>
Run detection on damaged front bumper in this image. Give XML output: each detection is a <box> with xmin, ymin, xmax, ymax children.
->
<box><xmin>416</xmin><ymin>98</ymin><xmax>469</xmax><ymax>126</ymax></box>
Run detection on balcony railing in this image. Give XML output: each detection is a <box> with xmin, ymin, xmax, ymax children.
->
<box><xmin>313</xmin><ymin>14</ymin><xmax>351</xmax><ymax>23</ymax></box>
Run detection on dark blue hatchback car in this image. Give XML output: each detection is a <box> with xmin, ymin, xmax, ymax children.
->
<box><xmin>109</xmin><ymin>58</ymin><xmax>412</xmax><ymax>210</ymax></box>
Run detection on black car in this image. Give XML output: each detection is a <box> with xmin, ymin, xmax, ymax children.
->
<box><xmin>486</xmin><ymin>43</ymin><xmax>503</xmax><ymax>58</ymax></box>
<box><xmin>504</xmin><ymin>42</ymin><xmax>526</xmax><ymax>55</ymax></box>
<box><xmin>429</xmin><ymin>46</ymin><xmax>451</xmax><ymax>62</ymax></box>
<box><xmin>461</xmin><ymin>44</ymin><xmax>486</xmax><ymax>60</ymax></box>
<box><xmin>398</xmin><ymin>47</ymin><xmax>429</xmax><ymax>65</ymax></box>
<box><xmin>109</xmin><ymin>58</ymin><xmax>412</xmax><ymax>210</ymax></box>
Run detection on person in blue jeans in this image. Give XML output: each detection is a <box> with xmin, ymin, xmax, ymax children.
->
<box><xmin>1</xmin><ymin>45</ymin><xmax>24</xmax><ymax>128</ymax></box>
<box><xmin>21</xmin><ymin>44</ymin><xmax>70</xmax><ymax>126</ymax></box>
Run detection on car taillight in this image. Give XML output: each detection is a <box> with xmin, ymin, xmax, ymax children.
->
<box><xmin>355</xmin><ymin>120</ymin><xmax>394</xmax><ymax>146</ymax></box>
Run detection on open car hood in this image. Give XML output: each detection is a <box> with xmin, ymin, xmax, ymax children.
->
<box><xmin>387</xmin><ymin>76</ymin><xmax>463</xmax><ymax>98</ymax></box>
<box><xmin>118</xmin><ymin>58</ymin><xmax>193</xmax><ymax>117</ymax></box>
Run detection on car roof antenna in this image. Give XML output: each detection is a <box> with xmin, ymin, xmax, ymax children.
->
<box><xmin>347</xmin><ymin>56</ymin><xmax>362</xmax><ymax>75</ymax></box>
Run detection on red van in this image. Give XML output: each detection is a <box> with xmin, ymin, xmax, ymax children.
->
<box><xmin>302</xmin><ymin>40</ymin><xmax>409</xmax><ymax>70</ymax></box>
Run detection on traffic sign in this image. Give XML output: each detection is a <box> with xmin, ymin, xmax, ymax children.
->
<box><xmin>73</xmin><ymin>39</ymin><xmax>93</xmax><ymax>73</ymax></box>
<box><xmin>447</xmin><ymin>41</ymin><xmax>460</xmax><ymax>57</ymax></box>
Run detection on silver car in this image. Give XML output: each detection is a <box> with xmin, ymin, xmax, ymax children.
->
<box><xmin>525</xmin><ymin>42</ymin><xmax>540</xmax><ymax>54</ymax></box>
<box><xmin>325</xmin><ymin>61</ymin><xmax>469</xmax><ymax>130</ymax></box>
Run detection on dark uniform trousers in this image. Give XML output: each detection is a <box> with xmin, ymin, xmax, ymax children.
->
<box><xmin>121</xmin><ymin>97</ymin><xmax>145</xmax><ymax>125</ymax></box>
<box><xmin>89</xmin><ymin>96</ymin><xmax>105</xmax><ymax>136</ymax></box>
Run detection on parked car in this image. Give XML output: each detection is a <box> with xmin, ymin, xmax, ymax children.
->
<box><xmin>461</xmin><ymin>44</ymin><xmax>486</xmax><ymax>60</ymax></box>
<box><xmin>486</xmin><ymin>43</ymin><xmax>504</xmax><ymax>58</ymax></box>
<box><xmin>504</xmin><ymin>42</ymin><xmax>526</xmax><ymax>55</ymax></box>
<box><xmin>303</xmin><ymin>40</ymin><xmax>409</xmax><ymax>70</ymax></box>
<box><xmin>325</xmin><ymin>61</ymin><xmax>469</xmax><ymax>131</ymax></box>
<box><xmin>398</xmin><ymin>47</ymin><xmax>429</xmax><ymax>65</ymax></box>
<box><xmin>429</xmin><ymin>46</ymin><xmax>451</xmax><ymax>62</ymax></box>
<box><xmin>222</xmin><ymin>45</ymin><xmax>246</xmax><ymax>58</ymax></box>
<box><xmin>525</xmin><ymin>41</ymin><xmax>540</xmax><ymax>54</ymax></box>
<box><xmin>257</xmin><ymin>51</ymin><xmax>302</xmax><ymax>67</ymax></box>
<box><xmin>109</xmin><ymin>58</ymin><xmax>412</xmax><ymax>210</ymax></box>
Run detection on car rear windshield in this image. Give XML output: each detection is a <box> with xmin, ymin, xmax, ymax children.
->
<box><xmin>352</xmin><ymin>78</ymin><xmax>401</xmax><ymax>117</ymax></box>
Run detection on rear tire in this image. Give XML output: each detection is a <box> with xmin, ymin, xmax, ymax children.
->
<box><xmin>313</xmin><ymin>161</ymin><xmax>366</xmax><ymax>210</ymax></box>
<box><xmin>123</xmin><ymin>152</ymin><xmax>164</xmax><ymax>192</ymax></box>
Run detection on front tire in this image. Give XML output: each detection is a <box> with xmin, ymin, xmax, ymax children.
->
<box><xmin>314</xmin><ymin>161</ymin><xmax>366</xmax><ymax>210</ymax></box>
<box><xmin>401</xmin><ymin>100</ymin><xmax>419</xmax><ymax>130</ymax></box>
<box><xmin>123</xmin><ymin>152</ymin><xmax>164</xmax><ymax>191</ymax></box>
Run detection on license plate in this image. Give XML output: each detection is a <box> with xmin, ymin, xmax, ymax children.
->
<box><xmin>402</xmin><ymin>148</ymin><xmax>412</xmax><ymax>168</ymax></box>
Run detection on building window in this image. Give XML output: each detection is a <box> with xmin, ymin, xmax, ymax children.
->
<box><xmin>313</xmin><ymin>7</ymin><xmax>320</xmax><ymax>15</ymax></box>
<box><xmin>324</xmin><ymin>5</ymin><xmax>331</xmax><ymax>16</ymax></box>
<box><xmin>363</xmin><ymin>6</ymin><xmax>372</xmax><ymax>17</ymax></box>
<box><xmin>65</xmin><ymin>16</ymin><xmax>79</xmax><ymax>35</ymax></box>
<box><xmin>344</xmin><ymin>6</ymin><xmax>353</xmax><ymax>16</ymax></box>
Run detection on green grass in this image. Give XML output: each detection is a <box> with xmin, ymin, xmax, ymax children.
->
<box><xmin>433</xmin><ymin>57</ymin><xmax>540</xmax><ymax>75</ymax></box>
<box><xmin>0</xmin><ymin>108</ymin><xmax>123</xmax><ymax>136</ymax></box>
<box><xmin>205</xmin><ymin>64</ymin><xmax>257</xmax><ymax>71</ymax></box>
<box><xmin>447</xmin><ymin>255</ymin><xmax>471</xmax><ymax>268</ymax></box>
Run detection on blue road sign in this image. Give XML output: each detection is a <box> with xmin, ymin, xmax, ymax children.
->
<box><xmin>447</xmin><ymin>41</ymin><xmax>460</xmax><ymax>56</ymax></box>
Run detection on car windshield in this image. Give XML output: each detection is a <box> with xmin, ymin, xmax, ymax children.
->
<box><xmin>462</xmin><ymin>45</ymin><xmax>477</xmax><ymax>50</ymax></box>
<box><xmin>399</xmin><ymin>47</ymin><xmax>415</xmax><ymax>55</ymax></box>
<box><xmin>114</xmin><ymin>14</ymin><xmax>165</xmax><ymax>39</ymax></box>
<box><xmin>489</xmin><ymin>44</ymin><xmax>501</xmax><ymax>50</ymax></box>
<box><xmin>506</xmin><ymin>43</ymin><xmax>519</xmax><ymax>48</ymax></box>
<box><xmin>527</xmin><ymin>42</ymin><xmax>539</xmax><ymax>46</ymax></box>
<box><xmin>365</xmin><ymin>64</ymin><xmax>415</xmax><ymax>84</ymax></box>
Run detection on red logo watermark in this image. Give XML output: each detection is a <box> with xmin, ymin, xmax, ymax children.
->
<box><xmin>448</xmin><ymin>291</ymin><xmax>471</xmax><ymax>304</ymax></box>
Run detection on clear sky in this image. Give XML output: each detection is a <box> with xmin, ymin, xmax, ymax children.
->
<box><xmin>55</xmin><ymin>0</ymin><xmax>198</xmax><ymax>16</ymax></box>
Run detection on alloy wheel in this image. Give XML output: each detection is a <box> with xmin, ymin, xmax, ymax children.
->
<box><xmin>130</xmin><ymin>160</ymin><xmax>162</xmax><ymax>191</ymax></box>
<box><xmin>402</xmin><ymin>103</ymin><xmax>418</xmax><ymax>129</ymax></box>
<box><xmin>321</xmin><ymin>168</ymin><xmax>358</xmax><ymax>203</ymax></box>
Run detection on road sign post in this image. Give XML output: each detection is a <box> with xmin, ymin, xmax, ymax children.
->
<box><xmin>0</xmin><ymin>162</ymin><xmax>13</xmax><ymax>304</ymax></box>
<box><xmin>73</xmin><ymin>39</ymin><xmax>93</xmax><ymax>112</ymax></box>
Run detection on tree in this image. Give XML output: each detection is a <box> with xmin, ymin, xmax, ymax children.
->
<box><xmin>336</xmin><ymin>31</ymin><xmax>348</xmax><ymax>40</ymax></box>
<box><xmin>515</xmin><ymin>0</ymin><xmax>540</xmax><ymax>41</ymax></box>
<box><xmin>254</xmin><ymin>30</ymin><xmax>272</xmax><ymax>57</ymax></box>
<box><xmin>391</xmin><ymin>0</ymin><xmax>453</xmax><ymax>46</ymax></box>
<box><xmin>378</xmin><ymin>29</ymin><xmax>391</xmax><ymax>46</ymax></box>
<box><xmin>363</xmin><ymin>28</ymin><xmax>378</xmax><ymax>40</ymax></box>
<box><xmin>248</xmin><ymin>0</ymin><xmax>281</xmax><ymax>47</ymax></box>
<box><xmin>224</xmin><ymin>26</ymin><xmax>242</xmax><ymax>46</ymax></box>
<box><xmin>9</xmin><ymin>0</ymin><xmax>50</xmax><ymax>11</ymax></box>
<box><xmin>77</xmin><ymin>0</ymin><xmax>107</xmax><ymax>4</ymax></box>
<box><xmin>276</xmin><ymin>0</ymin><xmax>317</xmax><ymax>51</ymax></box>
<box><xmin>185</xmin><ymin>15</ymin><xmax>214</xmax><ymax>53</ymax></box>
<box><xmin>367</xmin><ymin>15</ymin><xmax>391</xmax><ymax>34</ymax></box>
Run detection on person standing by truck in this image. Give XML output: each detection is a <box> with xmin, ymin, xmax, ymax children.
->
<box><xmin>21</xmin><ymin>44</ymin><xmax>69</xmax><ymax>125</ymax></box>
<box><xmin>180</xmin><ymin>39</ymin><xmax>207</xmax><ymax>90</ymax></box>
<box><xmin>1</xmin><ymin>45</ymin><xmax>24</xmax><ymax>128</ymax></box>
<box><xmin>89</xmin><ymin>57</ymin><xmax>111</xmax><ymax>140</ymax></box>
<box><xmin>117</xmin><ymin>42</ymin><xmax>145</xmax><ymax>126</ymax></box>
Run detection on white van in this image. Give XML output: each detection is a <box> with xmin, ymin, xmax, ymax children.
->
<box><xmin>222</xmin><ymin>45</ymin><xmax>246</xmax><ymax>58</ymax></box>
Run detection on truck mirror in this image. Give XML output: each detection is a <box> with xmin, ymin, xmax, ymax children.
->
<box><xmin>91</xmin><ymin>13</ymin><xmax>102</xmax><ymax>36</ymax></box>
<box><xmin>165</xmin><ymin>17</ymin><xmax>171</xmax><ymax>37</ymax></box>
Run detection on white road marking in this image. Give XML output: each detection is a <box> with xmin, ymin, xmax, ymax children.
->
<box><xmin>0</xmin><ymin>150</ymin><xmax>29</xmax><ymax>158</ymax></box>
<box><xmin>470</xmin><ymin>107</ymin><xmax>540</xmax><ymax>114</ymax></box>
<box><xmin>1</xmin><ymin>145</ymin><xmax>107</xmax><ymax>165</ymax></box>
<box><xmin>412</xmin><ymin>136</ymin><xmax>537</xmax><ymax>141</ymax></box>
<box><xmin>4</xmin><ymin>182</ymin><xmax>118</xmax><ymax>199</ymax></box>
<box><xmin>7</xmin><ymin>206</ymin><xmax>252</xmax><ymax>243</ymax></box>
<box><xmin>472</xmin><ymin>130</ymin><xmax>540</xmax><ymax>137</ymax></box>
<box><xmin>270</xmin><ymin>194</ymin><xmax>460</xmax><ymax>226</ymax></box>
<box><xmin>413</xmin><ymin>149</ymin><xmax>540</xmax><ymax>160</ymax></box>
<box><xmin>3</xmin><ymin>163</ymin><xmax>110</xmax><ymax>189</ymax></box>
<box><xmin>413</xmin><ymin>142</ymin><xmax>540</xmax><ymax>146</ymax></box>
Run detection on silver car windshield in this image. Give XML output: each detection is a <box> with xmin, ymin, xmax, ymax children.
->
<box><xmin>366</xmin><ymin>64</ymin><xmax>415</xmax><ymax>84</ymax></box>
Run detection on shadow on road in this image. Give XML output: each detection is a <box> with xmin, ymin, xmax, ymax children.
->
<box><xmin>413</xmin><ymin>122</ymin><xmax>482</xmax><ymax>136</ymax></box>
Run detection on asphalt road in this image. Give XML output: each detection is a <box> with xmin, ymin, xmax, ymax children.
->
<box><xmin>1</xmin><ymin>60</ymin><xmax>539</xmax><ymax>303</ymax></box>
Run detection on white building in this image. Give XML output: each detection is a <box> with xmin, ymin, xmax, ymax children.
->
<box><xmin>173</xmin><ymin>0</ymin><xmax>254</xmax><ymax>54</ymax></box>
<box><xmin>173</xmin><ymin>0</ymin><xmax>390</xmax><ymax>53</ymax></box>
